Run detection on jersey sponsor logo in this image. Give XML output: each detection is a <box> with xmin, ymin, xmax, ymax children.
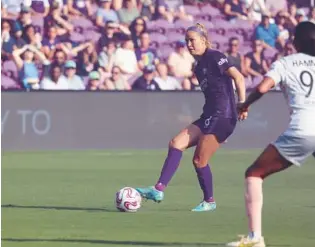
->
<box><xmin>218</xmin><ymin>58</ymin><xmax>228</xmax><ymax>66</ymax></box>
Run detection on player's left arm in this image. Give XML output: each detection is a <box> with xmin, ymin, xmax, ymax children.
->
<box><xmin>225</xmin><ymin>66</ymin><xmax>246</xmax><ymax>103</ymax></box>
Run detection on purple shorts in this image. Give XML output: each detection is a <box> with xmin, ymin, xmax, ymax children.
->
<box><xmin>192</xmin><ymin>116</ymin><xmax>237</xmax><ymax>143</ymax></box>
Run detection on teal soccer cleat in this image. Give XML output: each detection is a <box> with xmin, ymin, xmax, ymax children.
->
<box><xmin>136</xmin><ymin>186</ymin><xmax>164</xmax><ymax>203</ymax></box>
<box><xmin>191</xmin><ymin>201</ymin><xmax>216</xmax><ymax>212</ymax></box>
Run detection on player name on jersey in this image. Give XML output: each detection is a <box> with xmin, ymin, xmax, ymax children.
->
<box><xmin>292</xmin><ymin>60</ymin><xmax>315</xmax><ymax>67</ymax></box>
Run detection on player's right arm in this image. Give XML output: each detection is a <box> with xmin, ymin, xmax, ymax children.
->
<box><xmin>240</xmin><ymin>60</ymin><xmax>284</xmax><ymax>111</ymax></box>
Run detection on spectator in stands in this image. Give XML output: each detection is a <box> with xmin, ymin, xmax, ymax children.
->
<box><xmin>129</xmin><ymin>17</ymin><xmax>147</xmax><ymax>49</ymax></box>
<box><xmin>296</xmin><ymin>9</ymin><xmax>308</xmax><ymax>24</ymax></box>
<box><xmin>96</xmin><ymin>0</ymin><xmax>119</xmax><ymax>27</ymax></box>
<box><xmin>87</xmin><ymin>71</ymin><xmax>106</xmax><ymax>90</ymax></box>
<box><xmin>118</xmin><ymin>0</ymin><xmax>140</xmax><ymax>26</ymax></box>
<box><xmin>52</xmin><ymin>49</ymin><xmax>67</xmax><ymax>67</ymax></box>
<box><xmin>283</xmin><ymin>41</ymin><xmax>295</xmax><ymax>56</ymax></box>
<box><xmin>105</xmin><ymin>66</ymin><xmax>131</xmax><ymax>90</ymax></box>
<box><xmin>112</xmin><ymin>0</ymin><xmax>123</xmax><ymax>10</ymax></box>
<box><xmin>275</xmin><ymin>11</ymin><xmax>290</xmax><ymax>44</ymax></box>
<box><xmin>43</xmin><ymin>49</ymin><xmax>67</xmax><ymax>76</ymax></box>
<box><xmin>167</xmin><ymin>40</ymin><xmax>194</xmax><ymax>79</ymax></box>
<box><xmin>286</xmin><ymin>2</ymin><xmax>298</xmax><ymax>28</ymax></box>
<box><xmin>63</xmin><ymin>60</ymin><xmax>85</xmax><ymax>90</ymax></box>
<box><xmin>13</xmin><ymin>45</ymin><xmax>49</xmax><ymax>89</ymax></box>
<box><xmin>98</xmin><ymin>41</ymin><xmax>117</xmax><ymax>73</ymax></box>
<box><xmin>23</xmin><ymin>0</ymin><xmax>51</xmax><ymax>17</ymax></box>
<box><xmin>44</xmin><ymin>1</ymin><xmax>74</xmax><ymax>39</ymax></box>
<box><xmin>140</xmin><ymin>0</ymin><xmax>156</xmax><ymax>21</ymax></box>
<box><xmin>1</xmin><ymin>0</ymin><xmax>25</xmax><ymax>17</ymax></box>
<box><xmin>223</xmin><ymin>0</ymin><xmax>248</xmax><ymax>22</ymax></box>
<box><xmin>67</xmin><ymin>0</ymin><xmax>93</xmax><ymax>18</ymax></box>
<box><xmin>98</xmin><ymin>21</ymin><xmax>130</xmax><ymax>50</ymax></box>
<box><xmin>1</xmin><ymin>20</ymin><xmax>16</xmax><ymax>61</ymax></box>
<box><xmin>41</xmin><ymin>62</ymin><xmax>69</xmax><ymax>89</ymax></box>
<box><xmin>22</xmin><ymin>25</ymin><xmax>42</xmax><ymax>49</ymax></box>
<box><xmin>309</xmin><ymin>7</ymin><xmax>315</xmax><ymax>24</ymax></box>
<box><xmin>154</xmin><ymin>0</ymin><xmax>193</xmax><ymax>22</ymax></box>
<box><xmin>42</xmin><ymin>26</ymin><xmax>62</xmax><ymax>59</ymax></box>
<box><xmin>255</xmin><ymin>14</ymin><xmax>283</xmax><ymax>49</ymax></box>
<box><xmin>182</xmin><ymin>73</ymin><xmax>200</xmax><ymax>91</ymax></box>
<box><xmin>154</xmin><ymin>63</ymin><xmax>181</xmax><ymax>90</ymax></box>
<box><xmin>132</xmin><ymin>65</ymin><xmax>161</xmax><ymax>91</ymax></box>
<box><xmin>114</xmin><ymin>38</ymin><xmax>139</xmax><ymax>78</ymax></box>
<box><xmin>244</xmin><ymin>39</ymin><xmax>268</xmax><ymax>80</ymax></box>
<box><xmin>245</xmin><ymin>0</ymin><xmax>269</xmax><ymax>22</ymax></box>
<box><xmin>272</xmin><ymin>41</ymin><xmax>295</xmax><ymax>62</ymax></box>
<box><xmin>135</xmin><ymin>32</ymin><xmax>159</xmax><ymax>70</ymax></box>
<box><xmin>76</xmin><ymin>41</ymin><xmax>99</xmax><ymax>77</ymax></box>
<box><xmin>14</xmin><ymin>6</ymin><xmax>33</xmax><ymax>33</ymax></box>
<box><xmin>12</xmin><ymin>25</ymin><xmax>27</xmax><ymax>49</ymax></box>
<box><xmin>225</xmin><ymin>37</ymin><xmax>245</xmax><ymax>75</ymax></box>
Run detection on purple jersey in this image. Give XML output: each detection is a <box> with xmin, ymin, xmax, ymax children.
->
<box><xmin>194</xmin><ymin>49</ymin><xmax>237</xmax><ymax>119</ymax></box>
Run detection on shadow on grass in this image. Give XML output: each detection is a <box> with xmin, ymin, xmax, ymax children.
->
<box><xmin>1</xmin><ymin>238</ymin><xmax>226</xmax><ymax>246</ymax></box>
<box><xmin>1</xmin><ymin>238</ymin><xmax>292</xmax><ymax>247</ymax></box>
<box><xmin>1</xmin><ymin>204</ymin><xmax>117</xmax><ymax>212</ymax></box>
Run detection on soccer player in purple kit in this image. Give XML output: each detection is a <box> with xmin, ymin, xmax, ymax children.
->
<box><xmin>136</xmin><ymin>23</ymin><xmax>247</xmax><ymax>212</ymax></box>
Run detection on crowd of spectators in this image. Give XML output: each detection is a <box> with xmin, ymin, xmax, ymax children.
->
<box><xmin>1</xmin><ymin>0</ymin><xmax>314</xmax><ymax>91</ymax></box>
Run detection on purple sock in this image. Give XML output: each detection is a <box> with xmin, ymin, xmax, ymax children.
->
<box><xmin>155</xmin><ymin>147</ymin><xmax>182</xmax><ymax>191</ymax></box>
<box><xmin>195</xmin><ymin>165</ymin><xmax>214</xmax><ymax>202</ymax></box>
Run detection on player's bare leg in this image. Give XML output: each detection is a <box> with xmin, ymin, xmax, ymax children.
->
<box><xmin>136</xmin><ymin>124</ymin><xmax>202</xmax><ymax>202</ymax></box>
<box><xmin>191</xmin><ymin>134</ymin><xmax>220</xmax><ymax>212</ymax></box>
<box><xmin>227</xmin><ymin>145</ymin><xmax>293</xmax><ymax>247</ymax></box>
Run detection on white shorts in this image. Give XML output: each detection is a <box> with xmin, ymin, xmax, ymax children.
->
<box><xmin>272</xmin><ymin>134</ymin><xmax>315</xmax><ymax>166</ymax></box>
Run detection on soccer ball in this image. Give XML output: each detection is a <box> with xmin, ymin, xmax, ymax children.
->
<box><xmin>115</xmin><ymin>187</ymin><xmax>142</xmax><ymax>212</ymax></box>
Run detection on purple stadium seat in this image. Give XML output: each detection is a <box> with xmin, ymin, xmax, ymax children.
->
<box><xmin>195</xmin><ymin>14</ymin><xmax>211</xmax><ymax>22</ymax></box>
<box><xmin>164</xmin><ymin>32</ymin><xmax>184</xmax><ymax>43</ymax></box>
<box><xmin>184</xmin><ymin>5</ymin><xmax>200</xmax><ymax>15</ymax></box>
<box><xmin>83</xmin><ymin>30</ymin><xmax>101</xmax><ymax>43</ymax></box>
<box><xmin>71</xmin><ymin>17</ymin><xmax>94</xmax><ymax>31</ymax></box>
<box><xmin>146</xmin><ymin>21</ymin><xmax>157</xmax><ymax>30</ymax></box>
<box><xmin>252</xmin><ymin>75</ymin><xmax>263</xmax><ymax>88</ymax></box>
<box><xmin>149</xmin><ymin>32</ymin><xmax>168</xmax><ymax>44</ymax></box>
<box><xmin>200</xmin><ymin>5</ymin><xmax>221</xmax><ymax>17</ymax></box>
<box><xmin>266</xmin><ymin>0</ymin><xmax>287</xmax><ymax>15</ymax></box>
<box><xmin>240</xmin><ymin>45</ymin><xmax>252</xmax><ymax>55</ymax></box>
<box><xmin>174</xmin><ymin>19</ymin><xmax>194</xmax><ymax>30</ymax></box>
<box><xmin>301</xmin><ymin>7</ymin><xmax>310</xmax><ymax>16</ymax></box>
<box><xmin>148</xmin><ymin>19</ymin><xmax>174</xmax><ymax>35</ymax></box>
<box><xmin>159</xmin><ymin>46</ymin><xmax>174</xmax><ymax>60</ymax></box>
<box><xmin>1</xmin><ymin>74</ymin><xmax>20</xmax><ymax>89</ymax></box>
<box><xmin>3</xmin><ymin>60</ymin><xmax>18</xmax><ymax>79</ymax></box>
<box><xmin>244</xmin><ymin>76</ymin><xmax>253</xmax><ymax>89</ymax></box>
<box><xmin>209</xmin><ymin>34</ymin><xmax>229</xmax><ymax>44</ymax></box>
<box><xmin>154</xmin><ymin>19</ymin><xmax>175</xmax><ymax>29</ymax></box>
<box><xmin>70</xmin><ymin>32</ymin><xmax>86</xmax><ymax>43</ymax></box>
<box><xmin>31</xmin><ymin>17</ymin><xmax>44</xmax><ymax>34</ymax></box>
<box><xmin>263</xmin><ymin>48</ymin><xmax>278</xmax><ymax>60</ymax></box>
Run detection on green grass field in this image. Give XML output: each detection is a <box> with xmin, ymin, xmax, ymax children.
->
<box><xmin>2</xmin><ymin>149</ymin><xmax>315</xmax><ymax>247</ymax></box>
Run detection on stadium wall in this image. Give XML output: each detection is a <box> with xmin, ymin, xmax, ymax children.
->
<box><xmin>1</xmin><ymin>92</ymin><xmax>290</xmax><ymax>151</ymax></box>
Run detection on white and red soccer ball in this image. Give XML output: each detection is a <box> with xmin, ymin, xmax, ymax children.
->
<box><xmin>116</xmin><ymin>187</ymin><xmax>142</xmax><ymax>212</ymax></box>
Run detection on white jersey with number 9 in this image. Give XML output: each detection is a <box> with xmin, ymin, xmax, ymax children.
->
<box><xmin>266</xmin><ymin>53</ymin><xmax>315</xmax><ymax>137</ymax></box>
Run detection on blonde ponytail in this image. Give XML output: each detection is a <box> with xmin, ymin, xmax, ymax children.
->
<box><xmin>187</xmin><ymin>23</ymin><xmax>212</xmax><ymax>48</ymax></box>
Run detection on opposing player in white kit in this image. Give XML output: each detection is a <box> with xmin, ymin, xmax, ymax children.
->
<box><xmin>227</xmin><ymin>21</ymin><xmax>315</xmax><ymax>247</ymax></box>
